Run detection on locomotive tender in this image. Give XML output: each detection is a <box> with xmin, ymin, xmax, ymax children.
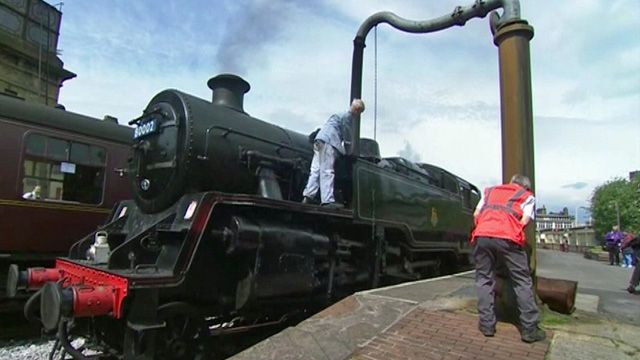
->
<box><xmin>9</xmin><ymin>74</ymin><xmax>479</xmax><ymax>359</ymax></box>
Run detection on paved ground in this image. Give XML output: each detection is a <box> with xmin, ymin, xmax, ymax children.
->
<box><xmin>232</xmin><ymin>249</ymin><xmax>640</xmax><ymax>360</ymax></box>
<box><xmin>350</xmin><ymin>308</ymin><xmax>549</xmax><ymax>360</ymax></box>
<box><xmin>536</xmin><ymin>249</ymin><xmax>640</xmax><ymax>324</ymax></box>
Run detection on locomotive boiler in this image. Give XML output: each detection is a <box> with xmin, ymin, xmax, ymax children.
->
<box><xmin>128</xmin><ymin>74</ymin><xmax>311</xmax><ymax>213</ymax></box>
<box><xmin>9</xmin><ymin>74</ymin><xmax>479</xmax><ymax>359</ymax></box>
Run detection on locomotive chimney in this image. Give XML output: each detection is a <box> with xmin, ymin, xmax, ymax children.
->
<box><xmin>207</xmin><ymin>74</ymin><xmax>250</xmax><ymax>112</ymax></box>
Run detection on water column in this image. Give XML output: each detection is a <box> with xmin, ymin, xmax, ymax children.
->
<box><xmin>493</xmin><ymin>18</ymin><xmax>536</xmax><ymax>273</ymax></box>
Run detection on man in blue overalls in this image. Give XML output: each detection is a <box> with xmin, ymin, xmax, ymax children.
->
<box><xmin>302</xmin><ymin>99</ymin><xmax>365</xmax><ymax>208</ymax></box>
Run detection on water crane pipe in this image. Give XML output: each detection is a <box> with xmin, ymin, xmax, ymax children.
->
<box><xmin>349</xmin><ymin>0</ymin><xmax>521</xmax><ymax>156</ymax></box>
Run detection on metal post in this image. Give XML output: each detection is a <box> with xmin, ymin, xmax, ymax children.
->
<box><xmin>45</xmin><ymin>9</ymin><xmax>51</xmax><ymax>105</ymax></box>
<box><xmin>492</xmin><ymin>9</ymin><xmax>576</xmax><ymax>317</ymax></box>
<box><xmin>350</xmin><ymin>36</ymin><xmax>366</xmax><ymax>156</ymax></box>
<box><xmin>614</xmin><ymin>201</ymin><xmax>620</xmax><ymax>230</ymax></box>
<box><xmin>492</xmin><ymin>19</ymin><xmax>535</xmax><ymax>274</ymax></box>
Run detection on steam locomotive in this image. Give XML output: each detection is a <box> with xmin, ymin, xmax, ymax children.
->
<box><xmin>8</xmin><ymin>74</ymin><xmax>479</xmax><ymax>359</ymax></box>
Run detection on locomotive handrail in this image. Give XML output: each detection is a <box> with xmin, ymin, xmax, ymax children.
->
<box><xmin>197</xmin><ymin>124</ymin><xmax>313</xmax><ymax>161</ymax></box>
<box><xmin>243</xmin><ymin>150</ymin><xmax>302</xmax><ymax>169</ymax></box>
<box><xmin>129</xmin><ymin>107</ymin><xmax>163</xmax><ymax>126</ymax></box>
<box><xmin>349</xmin><ymin>0</ymin><xmax>522</xmax><ymax>155</ymax></box>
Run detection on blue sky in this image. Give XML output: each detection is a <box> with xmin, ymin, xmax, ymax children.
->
<box><xmin>46</xmin><ymin>0</ymin><xmax>639</xmax><ymax>221</ymax></box>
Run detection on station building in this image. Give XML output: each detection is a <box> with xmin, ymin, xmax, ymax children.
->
<box><xmin>535</xmin><ymin>206</ymin><xmax>597</xmax><ymax>251</ymax></box>
<box><xmin>535</xmin><ymin>206</ymin><xmax>574</xmax><ymax>231</ymax></box>
<box><xmin>0</xmin><ymin>0</ymin><xmax>75</xmax><ymax>105</ymax></box>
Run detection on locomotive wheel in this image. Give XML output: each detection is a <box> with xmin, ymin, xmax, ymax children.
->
<box><xmin>156</xmin><ymin>302</ymin><xmax>207</xmax><ymax>360</ymax></box>
<box><xmin>123</xmin><ymin>302</ymin><xmax>207</xmax><ymax>359</ymax></box>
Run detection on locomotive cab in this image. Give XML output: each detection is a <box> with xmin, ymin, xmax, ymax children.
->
<box><xmin>331</xmin><ymin>137</ymin><xmax>382</xmax><ymax>207</ymax></box>
<box><xmin>358</xmin><ymin>137</ymin><xmax>382</xmax><ymax>163</ymax></box>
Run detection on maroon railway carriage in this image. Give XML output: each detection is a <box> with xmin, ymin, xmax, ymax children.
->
<box><xmin>0</xmin><ymin>95</ymin><xmax>132</xmax><ymax>298</ymax></box>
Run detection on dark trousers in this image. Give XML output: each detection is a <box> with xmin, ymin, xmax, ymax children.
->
<box><xmin>631</xmin><ymin>256</ymin><xmax>640</xmax><ymax>288</ymax></box>
<box><xmin>607</xmin><ymin>245</ymin><xmax>620</xmax><ymax>265</ymax></box>
<box><xmin>473</xmin><ymin>237</ymin><xmax>540</xmax><ymax>330</ymax></box>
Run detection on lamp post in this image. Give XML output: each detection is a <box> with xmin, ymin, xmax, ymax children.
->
<box><xmin>613</xmin><ymin>201</ymin><xmax>621</xmax><ymax>230</ymax></box>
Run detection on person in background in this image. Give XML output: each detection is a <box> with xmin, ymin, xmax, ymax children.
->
<box><xmin>302</xmin><ymin>99</ymin><xmax>365</xmax><ymax>208</ymax></box>
<box><xmin>604</xmin><ymin>226</ymin><xmax>624</xmax><ymax>266</ymax></box>
<box><xmin>470</xmin><ymin>174</ymin><xmax>546</xmax><ymax>343</ymax></box>
<box><xmin>621</xmin><ymin>233</ymin><xmax>640</xmax><ymax>293</ymax></box>
<box><xmin>622</xmin><ymin>232</ymin><xmax>634</xmax><ymax>268</ymax></box>
<box><xmin>22</xmin><ymin>185</ymin><xmax>41</xmax><ymax>200</ymax></box>
<box><xmin>563</xmin><ymin>236</ymin><xmax>570</xmax><ymax>252</ymax></box>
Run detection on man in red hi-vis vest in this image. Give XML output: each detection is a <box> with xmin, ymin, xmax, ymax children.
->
<box><xmin>471</xmin><ymin>174</ymin><xmax>546</xmax><ymax>343</ymax></box>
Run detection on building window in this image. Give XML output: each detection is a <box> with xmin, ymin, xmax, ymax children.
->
<box><xmin>22</xmin><ymin>133</ymin><xmax>106</xmax><ymax>204</ymax></box>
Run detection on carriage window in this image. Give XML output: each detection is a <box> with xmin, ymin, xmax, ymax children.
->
<box><xmin>70</xmin><ymin>142</ymin><xmax>90</xmax><ymax>163</ymax></box>
<box><xmin>21</xmin><ymin>133</ymin><xmax>106</xmax><ymax>204</ymax></box>
<box><xmin>47</xmin><ymin>138</ymin><xmax>68</xmax><ymax>160</ymax></box>
<box><xmin>25</xmin><ymin>134</ymin><xmax>46</xmax><ymax>156</ymax></box>
<box><xmin>34</xmin><ymin>162</ymin><xmax>51</xmax><ymax>178</ymax></box>
<box><xmin>23</xmin><ymin>160</ymin><xmax>34</xmax><ymax>176</ymax></box>
<box><xmin>51</xmin><ymin>163</ymin><xmax>64</xmax><ymax>180</ymax></box>
<box><xmin>90</xmin><ymin>146</ymin><xmax>106</xmax><ymax>166</ymax></box>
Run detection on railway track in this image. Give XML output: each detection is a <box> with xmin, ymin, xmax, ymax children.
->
<box><xmin>0</xmin><ymin>309</ymin><xmax>42</xmax><ymax>347</ymax></box>
<box><xmin>0</xmin><ymin>299</ymin><xmax>291</xmax><ymax>359</ymax></box>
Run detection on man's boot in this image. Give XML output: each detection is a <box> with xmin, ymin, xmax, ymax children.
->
<box><xmin>521</xmin><ymin>327</ymin><xmax>546</xmax><ymax>343</ymax></box>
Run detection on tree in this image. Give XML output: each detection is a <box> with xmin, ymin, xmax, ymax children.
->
<box><xmin>590</xmin><ymin>177</ymin><xmax>640</xmax><ymax>240</ymax></box>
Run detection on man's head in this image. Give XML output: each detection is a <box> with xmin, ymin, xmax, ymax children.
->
<box><xmin>33</xmin><ymin>185</ymin><xmax>41</xmax><ymax>194</ymax></box>
<box><xmin>350</xmin><ymin>99</ymin><xmax>365</xmax><ymax>115</ymax></box>
<box><xmin>509</xmin><ymin>174</ymin><xmax>531</xmax><ymax>191</ymax></box>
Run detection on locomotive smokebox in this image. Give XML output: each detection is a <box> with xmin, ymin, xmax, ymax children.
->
<box><xmin>129</xmin><ymin>73</ymin><xmax>311</xmax><ymax>213</ymax></box>
<box><xmin>207</xmin><ymin>74</ymin><xmax>250</xmax><ymax>112</ymax></box>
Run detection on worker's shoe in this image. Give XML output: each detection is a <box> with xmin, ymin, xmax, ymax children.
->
<box><xmin>301</xmin><ymin>196</ymin><xmax>314</xmax><ymax>204</ymax></box>
<box><xmin>521</xmin><ymin>327</ymin><xmax>546</xmax><ymax>343</ymax></box>
<box><xmin>627</xmin><ymin>285</ymin><xmax>636</xmax><ymax>294</ymax></box>
<box><xmin>322</xmin><ymin>202</ymin><xmax>344</xmax><ymax>209</ymax></box>
<box><xmin>478</xmin><ymin>324</ymin><xmax>495</xmax><ymax>337</ymax></box>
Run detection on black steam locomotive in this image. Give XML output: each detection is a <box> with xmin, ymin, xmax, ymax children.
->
<box><xmin>9</xmin><ymin>74</ymin><xmax>479</xmax><ymax>359</ymax></box>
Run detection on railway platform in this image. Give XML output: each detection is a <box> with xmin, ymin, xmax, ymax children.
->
<box><xmin>232</xmin><ymin>249</ymin><xmax>640</xmax><ymax>360</ymax></box>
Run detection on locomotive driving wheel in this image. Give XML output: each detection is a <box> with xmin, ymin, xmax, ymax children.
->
<box><xmin>156</xmin><ymin>302</ymin><xmax>207</xmax><ymax>359</ymax></box>
<box><xmin>124</xmin><ymin>302</ymin><xmax>208</xmax><ymax>359</ymax></box>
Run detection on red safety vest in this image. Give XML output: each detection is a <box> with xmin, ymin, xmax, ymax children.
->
<box><xmin>471</xmin><ymin>183</ymin><xmax>533</xmax><ymax>246</ymax></box>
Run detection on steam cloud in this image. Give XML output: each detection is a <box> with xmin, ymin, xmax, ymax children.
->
<box><xmin>398</xmin><ymin>141</ymin><xmax>422</xmax><ymax>162</ymax></box>
<box><xmin>216</xmin><ymin>0</ymin><xmax>295</xmax><ymax>75</ymax></box>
